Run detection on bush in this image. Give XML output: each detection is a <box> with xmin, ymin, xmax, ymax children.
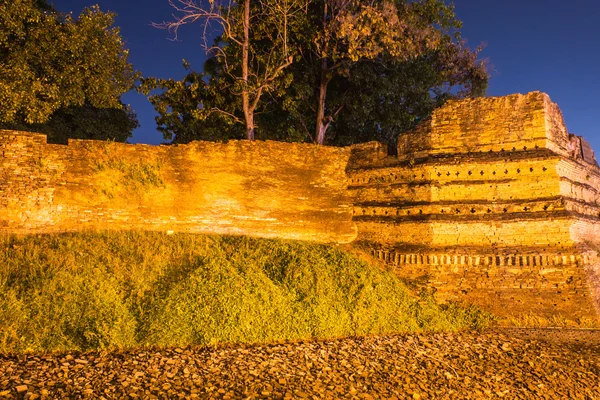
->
<box><xmin>0</xmin><ymin>232</ymin><xmax>494</xmax><ymax>353</ymax></box>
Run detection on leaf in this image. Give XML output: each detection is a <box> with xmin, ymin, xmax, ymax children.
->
<box><xmin>0</xmin><ymin>0</ymin><xmax>138</xmax><ymax>143</ymax></box>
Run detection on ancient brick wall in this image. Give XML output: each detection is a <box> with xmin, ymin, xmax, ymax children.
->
<box><xmin>0</xmin><ymin>131</ymin><xmax>356</xmax><ymax>243</ymax></box>
<box><xmin>397</xmin><ymin>92</ymin><xmax>571</xmax><ymax>160</ymax></box>
<box><xmin>349</xmin><ymin>92</ymin><xmax>600</xmax><ymax>325</ymax></box>
<box><xmin>2</xmin><ymin>91</ymin><xmax>599</xmax><ymax>326</ymax></box>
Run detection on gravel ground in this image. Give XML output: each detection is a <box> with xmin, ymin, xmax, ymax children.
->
<box><xmin>1</xmin><ymin>329</ymin><xmax>599</xmax><ymax>399</ymax></box>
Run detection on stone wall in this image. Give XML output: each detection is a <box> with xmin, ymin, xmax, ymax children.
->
<box><xmin>0</xmin><ymin>131</ymin><xmax>356</xmax><ymax>243</ymax></box>
<box><xmin>348</xmin><ymin>92</ymin><xmax>600</xmax><ymax>325</ymax></box>
<box><xmin>396</xmin><ymin>92</ymin><xmax>570</xmax><ymax>160</ymax></box>
<box><xmin>2</xmin><ymin>91</ymin><xmax>600</xmax><ymax>325</ymax></box>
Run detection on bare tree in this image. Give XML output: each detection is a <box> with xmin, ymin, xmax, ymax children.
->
<box><xmin>155</xmin><ymin>0</ymin><xmax>307</xmax><ymax>140</ymax></box>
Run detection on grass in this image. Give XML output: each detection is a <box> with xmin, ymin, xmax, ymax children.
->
<box><xmin>92</xmin><ymin>158</ymin><xmax>164</xmax><ymax>188</ymax></box>
<box><xmin>0</xmin><ymin>231</ymin><xmax>495</xmax><ymax>354</ymax></box>
<box><xmin>89</xmin><ymin>141</ymin><xmax>164</xmax><ymax>199</ymax></box>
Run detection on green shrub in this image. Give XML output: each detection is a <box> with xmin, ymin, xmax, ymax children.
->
<box><xmin>0</xmin><ymin>232</ymin><xmax>494</xmax><ymax>353</ymax></box>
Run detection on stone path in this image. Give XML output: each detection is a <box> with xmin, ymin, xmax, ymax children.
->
<box><xmin>1</xmin><ymin>329</ymin><xmax>599</xmax><ymax>399</ymax></box>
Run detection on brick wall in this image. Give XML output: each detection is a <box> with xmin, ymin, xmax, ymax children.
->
<box><xmin>397</xmin><ymin>92</ymin><xmax>570</xmax><ymax>160</ymax></box>
<box><xmin>349</xmin><ymin>92</ymin><xmax>600</xmax><ymax>325</ymax></box>
<box><xmin>2</xmin><ymin>91</ymin><xmax>599</xmax><ymax>326</ymax></box>
<box><xmin>0</xmin><ymin>131</ymin><xmax>356</xmax><ymax>243</ymax></box>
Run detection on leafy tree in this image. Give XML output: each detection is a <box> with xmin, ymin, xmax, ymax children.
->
<box><xmin>146</xmin><ymin>0</ymin><xmax>487</xmax><ymax>147</ymax></box>
<box><xmin>268</xmin><ymin>28</ymin><xmax>488</xmax><ymax>147</ymax></box>
<box><xmin>150</xmin><ymin>0</ymin><xmax>309</xmax><ymax>141</ymax></box>
<box><xmin>0</xmin><ymin>0</ymin><xmax>139</xmax><ymax>143</ymax></box>
<box><xmin>2</xmin><ymin>103</ymin><xmax>139</xmax><ymax>144</ymax></box>
<box><xmin>326</xmin><ymin>41</ymin><xmax>488</xmax><ymax>148</ymax></box>
<box><xmin>140</xmin><ymin>61</ymin><xmax>243</xmax><ymax>144</ymax></box>
<box><xmin>290</xmin><ymin>0</ymin><xmax>488</xmax><ymax>145</ymax></box>
<box><xmin>33</xmin><ymin>0</ymin><xmax>52</xmax><ymax>12</ymax></box>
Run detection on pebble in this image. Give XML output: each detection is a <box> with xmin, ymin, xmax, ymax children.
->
<box><xmin>0</xmin><ymin>329</ymin><xmax>598</xmax><ymax>399</ymax></box>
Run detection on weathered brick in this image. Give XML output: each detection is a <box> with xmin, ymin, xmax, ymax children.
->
<box><xmin>0</xmin><ymin>133</ymin><xmax>356</xmax><ymax>243</ymax></box>
<box><xmin>348</xmin><ymin>92</ymin><xmax>600</xmax><ymax>326</ymax></box>
<box><xmin>1</xmin><ymin>91</ymin><xmax>599</xmax><ymax>326</ymax></box>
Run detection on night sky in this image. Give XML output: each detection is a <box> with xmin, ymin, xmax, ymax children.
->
<box><xmin>51</xmin><ymin>0</ymin><xmax>600</xmax><ymax>151</ymax></box>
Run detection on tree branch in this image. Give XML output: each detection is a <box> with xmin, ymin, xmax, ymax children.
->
<box><xmin>207</xmin><ymin>107</ymin><xmax>243</xmax><ymax>124</ymax></box>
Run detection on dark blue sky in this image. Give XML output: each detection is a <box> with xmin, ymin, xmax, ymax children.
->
<box><xmin>52</xmin><ymin>1</ymin><xmax>600</xmax><ymax>151</ymax></box>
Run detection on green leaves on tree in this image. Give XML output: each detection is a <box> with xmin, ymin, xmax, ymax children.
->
<box><xmin>145</xmin><ymin>0</ymin><xmax>489</xmax><ymax>147</ymax></box>
<box><xmin>0</xmin><ymin>0</ymin><xmax>139</xmax><ymax>143</ymax></box>
<box><xmin>149</xmin><ymin>0</ymin><xmax>309</xmax><ymax>141</ymax></box>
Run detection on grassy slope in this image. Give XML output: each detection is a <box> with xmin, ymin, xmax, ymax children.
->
<box><xmin>0</xmin><ymin>232</ymin><xmax>493</xmax><ymax>353</ymax></box>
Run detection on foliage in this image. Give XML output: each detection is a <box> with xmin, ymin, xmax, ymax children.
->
<box><xmin>139</xmin><ymin>62</ymin><xmax>244</xmax><ymax>144</ymax></box>
<box><xmin>147</xmin><ymin>0</ymin><xmax>309</xmax><ymax>141</ymax></box>
<box><xmin>89</xmin><ymin>144</ymin><xmax>165</xmax><ymax>199</ymax></box>
<box><xmin>145</xmin><ymin>0</ymin><xmax>487</xmax><ymax>146</ymax></box>
<box><xmin>281</xmin><ymin>0</ymin><xmax>488</xmax><ymax>145</ymax></box>
<box><xmin>1</xmin><ymin>104</ymin><xmax>139</xmax><ymax>144</ymax></box>
<box><xmin>0</xmin><ymin>0</ymin><xmax>138</xmax><ymax>142</ymax></box>
<box><xmin>0</xmin><ymin>232</ymin><xmax>494</xmax><ymax>353</ymax></box>
<box><xmin>313</xmin><ymin>40</ymin><xmax>488</xmax><ymax>148</ymax></box>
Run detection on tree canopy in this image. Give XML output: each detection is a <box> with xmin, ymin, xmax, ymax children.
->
<box><xmin>148</xmin><ymin>0</ymin><xmax>489</xmax><ymax>147</ymax></box>
<box><xmin>141</xmin><ymin>61</ymin><xmax>240</xmax><ymax>144</ymax></box>
<box><xmin>143</xmin><ymin>0</ymin><xmax>309</xmax><ymax>141</ymax></box>
<box><xmin>0</xmin><ymin>0</ymin><xmax>139</xmax><ymax>143</ymax></box>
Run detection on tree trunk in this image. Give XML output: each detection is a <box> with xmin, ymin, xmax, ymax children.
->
<box><xmin>246</xmin><ymin>117</ymin><xmax>255</xmax><ymax>141</ymax></box>
<box><xmin>241</xmin><ymin>0</ymin><xmax>254</xmax><ymax>140</ymax></box>
<box><xmin>315</xmin><ymin>57</ymin><xmax>328</xmax><ymax>145</ymax></box>
<box><xmin>315</xmin><ymin>1</ymin><xmax>330</xmax><ymax>145</ymax></box>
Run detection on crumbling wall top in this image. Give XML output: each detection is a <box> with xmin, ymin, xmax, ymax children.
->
<box><xmin>397</xmin><ymin>92</ymin><xmax>576</xmax><ymax>160</ymax></box>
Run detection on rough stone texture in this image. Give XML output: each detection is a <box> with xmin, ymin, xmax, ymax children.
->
<box><xmin>396</xmin><ymin>91</ymin><xmax>570</xmax><ymax>159</ymax></box>
<box><xmin>1</xmin><ymin>329</ymin><xmax>599</xmax><ymax>399</ymax></box>
<box><xmin>348</xmin><ymin>92</ymin><xmax>600</xmax><ymax>325</ymax></box>
<box><xmin>0</xmin><ymin>133</ymin><xmax>356</xmax><ymax>243</ymax></box>
<box><xmin>2</xmin><ymin>91</ymin><xmax>600</xmax><ymax>326</ymax></box>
